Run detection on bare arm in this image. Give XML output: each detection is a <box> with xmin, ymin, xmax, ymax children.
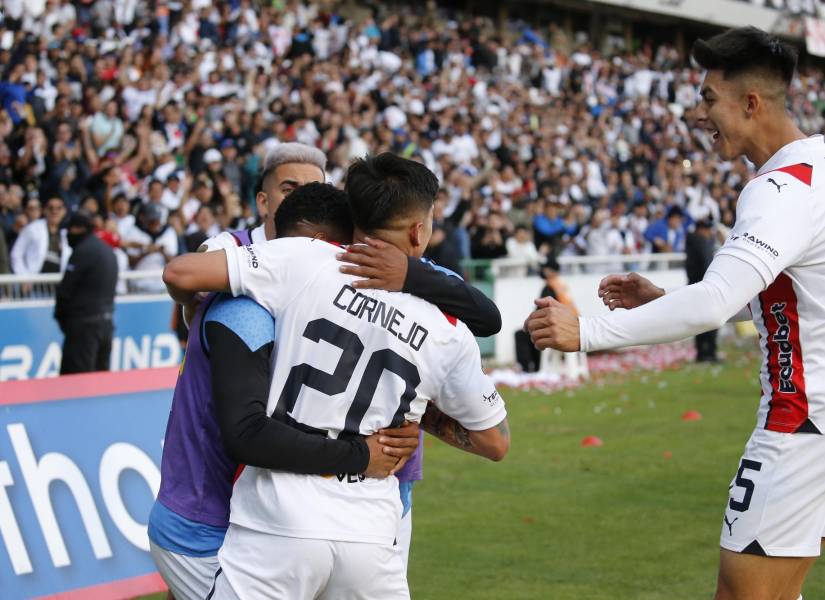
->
<box><xmin>420</xmin><ymin>402</ymin><xmax>509</xmax><ymax>462</ymax></box>
<box><xmin>163</xmin><ymin>250</ymin><xmax>230</xmax><ymax>304</ymax></box>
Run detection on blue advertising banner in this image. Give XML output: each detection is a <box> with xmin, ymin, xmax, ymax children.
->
<box><xmin>0</xmin><ymin>297</ymin><xmax>182</xmax><ymax>381</ymax></box>
<box><xmin>0</xmin><ymin>369</ymin><xmax>176</xmax><ymax>599</ymax></box>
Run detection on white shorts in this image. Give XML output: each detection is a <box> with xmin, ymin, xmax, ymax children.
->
<box><xmin>209</xmin><ymin>524</ymin><xmax>410</xmax><ymax>600</ymax></box>
<box><xmin>720</xmin><ymin>428</ymin><xmax>825</xmax><ymax>557</ymax></box>
<box><xmin>397</xmin><ymin>508</ymin><xmax>412</xmax><ymax>570</ymax></box>
<box><xmin>149</xmin><ymin>540</ymin><xmax>220</xmax><ymax>600</ymax></box>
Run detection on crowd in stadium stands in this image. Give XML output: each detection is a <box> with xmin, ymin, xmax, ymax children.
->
<box><xmin>0</xmin><ymin>0</ymin><xmax>823</xmax><ymax>282</ymax></box>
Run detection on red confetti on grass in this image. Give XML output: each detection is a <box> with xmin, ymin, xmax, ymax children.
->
<box><xmin>581</xmin><ymin>435</ymin><xmax>603</xmax><ymax>447</ymax></box>
<box><xmin>681</xmin><ymin>410</ymin><xmax>702</xmax><ymax>422</ymax></box>
<box><xmin>663</xmin><ymin>450</ymin><xmax>673</xmax><ymax>459</ymax></box>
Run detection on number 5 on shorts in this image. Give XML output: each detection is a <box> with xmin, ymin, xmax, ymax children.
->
<box><xmin>729</xmin><ymin>459</ymin><xmax>762</xmax><ymax>512</ymax></box>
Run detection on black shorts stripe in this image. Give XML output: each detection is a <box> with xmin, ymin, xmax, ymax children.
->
<box><xmin>206</xmin><ymin>566</ymin><xmax>223</xmax><ymax>599</ymax></box>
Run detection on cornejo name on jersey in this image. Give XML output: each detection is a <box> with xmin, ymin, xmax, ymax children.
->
<box><xmin>333</xmin><ymin>284</ymin><xmax>429</xmax><ymax>351</ymax></box>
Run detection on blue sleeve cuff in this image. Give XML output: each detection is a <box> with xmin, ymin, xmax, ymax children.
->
<box><xmin>203</xmin><ymin>294</ymin><xmax>276</xmax><ymax>353</ymax></box>
<box><xmin>419</xmin><ymin>257</ymin><xmax>463</xmax><ymax>280</ymax></box>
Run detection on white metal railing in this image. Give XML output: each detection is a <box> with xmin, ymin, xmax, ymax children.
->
<box><xmin>0</xmin><ymin>270</ymin><xmax>165</xmax><ymax>302</ymax></box>
<box><xmin>490</xmin><ymin>253</ymin><xmax>686</xmax><ymax>278</ymax></box>
<box><xmin>0</xmin><ymin>252</ymin><xmax>688</xmax><ymax>302</ymax></box>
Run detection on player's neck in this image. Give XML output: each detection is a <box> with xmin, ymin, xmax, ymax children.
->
<box><xmin>746</xmin><ymin>115</ymin><xmax>807</xmax><ymax>170</ymax></box>
<box><xmin>264</xmin><ymin>221</ymin><xmax>276</xmax><ymax>241</ymax></box>
<box><xmin>352</xmin><ymin>227</ymin><xmax>412</xmax><ymax>257</ymax></box>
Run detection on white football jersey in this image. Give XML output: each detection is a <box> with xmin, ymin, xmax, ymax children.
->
<box><xmin>222</xmin><ymin>237</ymin><xmax>506</xmax><ymax>544</ymax></box>
<box><xmin>716</xmin><ymin>135</ymin><xmax>825</xmax><ymax>434</ymax></box>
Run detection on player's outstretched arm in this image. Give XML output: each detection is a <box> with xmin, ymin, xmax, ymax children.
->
<box><xmin>419</xmin><ymin>402</ymin><xmax>509</xmax><ymax>462</ymax></box>
<box><xmin>336</xmin><ymin>237</ymin><xmax>502</xmax><ymax>337</ymax></box>
<box><xmin>162</xmin><ymin>250</ymin><xmax>230</xmax><ymax>304</ymax></box>
<box><xmin>526</xmin><ymin>253</ymin><xmax>765</xmax><ymax>352</ymax></box>
<box><xmin>205</xmin><ymin>296</ymin><xmax>418</xmax><ymax>477</ymax></box>
<box><xmin>597</xmin><ymin>272</ymin><xmax>751</xmax><ymax>322</ymax></box>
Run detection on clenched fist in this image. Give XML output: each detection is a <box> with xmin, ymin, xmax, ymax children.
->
<box><xmin>524</xmin><ymin>297</ymin><xmax>581</xmax><ymax>352</ymax></box>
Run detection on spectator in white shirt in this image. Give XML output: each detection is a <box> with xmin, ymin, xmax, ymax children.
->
<box><xmin>10</xmin><ymin>196</ymin><xmax>70</xmax><ymax>274</ymax></box>
<box><xmin>122</xmin><ymin>203</ymin><xmax>178</xmax><ymax>293</ymax></box>
<box><xmin>506</xmin><ymin>225</ymin><xmax>542</xmax><ymax>274</ymax></box>
<box><xmin>89</xmin><ymin>99</ymin><xmax>124</xmax><ymax>156</ymax></box>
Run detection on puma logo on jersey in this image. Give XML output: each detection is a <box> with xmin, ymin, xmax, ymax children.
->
<box><xmin>767</xmin><ymin>178</ymin><xmax>788</xmax><ymax>193</ymax></box>
<box><xmin>724</xmin><ymin>515</ymin><xmax>739</xmax><ymax>536</ymax></box>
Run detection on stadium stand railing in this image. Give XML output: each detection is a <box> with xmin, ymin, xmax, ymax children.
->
<box><xmin>461</xmin><ymin>252</ymin><xmax>686</xmax><ymax>282</ymax></box>
<box><xmin>0</xmin><ymin>270</ymin><xmax>165</xmax><ymax>301</ymax></box>
<box><xmin>0</xmin><ymin>254</ymin><xmax>687</xmax><ymax>303</ymax></box>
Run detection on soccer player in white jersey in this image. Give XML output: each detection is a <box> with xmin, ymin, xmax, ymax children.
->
<box><xmin>201</xmin><ymin>142</ymin><xmax>327</xmax><ymax>252</ymax></box>
<box><xmin>164</xmin><ymin>153</ymin><xmax>510</xmax><ymax>599</ymax></box>
<box><xmin>525</xmin><ymin>27</ymin><xmax>824</xmax><ymax>600</ymax></box>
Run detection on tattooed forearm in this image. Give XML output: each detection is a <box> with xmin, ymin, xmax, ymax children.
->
<box><xmin>421</xmin><ymin>403</ymin><xmax>509</xmax><ymax>461</ymax></box>
<box><xmin>453</xmin><ymin>421</ymin><xmax>472</xmax><ymax>449</ymax></box>
<box><xmin>422</xmin><ymin>403</ymin><xmax>476</xmax><ymax>452</ymax></box>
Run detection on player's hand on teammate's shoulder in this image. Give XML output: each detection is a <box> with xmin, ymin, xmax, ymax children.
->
<box><xmin>524</xmin><ymin>296</ymin><xmax>581</xmax><ymax>352</ymax></box>
<box><xmin>363</xmin><ymin>421</ymin><xmax>420</xmax><ymax>478</ymax></box>
<box><xmin>598</xmin><ymin>272</ymin><xmax>665</xmax><ymax>311</ymax></box>
<box><xmin>336</xmin><ymin>236</ymin><xmax>408</xmax><ymax>291</ymax></box>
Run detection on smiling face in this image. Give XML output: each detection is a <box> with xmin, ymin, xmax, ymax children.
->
<box><xmin>695</xmin><ymin>70</ymin><xmax>752</xmax><ymax>161</ymax></box>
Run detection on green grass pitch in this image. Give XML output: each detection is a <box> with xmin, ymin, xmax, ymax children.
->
<box><xmin>407</xmin><ymin>347</ymin><xmax>825</xmax><ymax>599</ymax></box>
<box><xmin>140</xmin><ymin>345</ymin><xmax>825</xmax><ymax>599</ymax></box>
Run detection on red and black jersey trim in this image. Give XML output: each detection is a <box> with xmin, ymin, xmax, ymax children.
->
<box><xmin>763</xmin><ymin>163</ymin><xmax>813</xmax><ymax>187</ymax></box>
<box><xmin>233</xmin><ymin>464</ymin><xmax>246</xmax><ymax>484</ymax></box>
<box><xmin>758</xmin><ymin>273</ymin><xmax>813</xmax><ymax>433</ymax></box>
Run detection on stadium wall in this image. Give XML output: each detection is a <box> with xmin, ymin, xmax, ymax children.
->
<box><xmin>493</xmin><ymin>269</ymin><xmax>688</xmax><ymax>364</ymax></box>
<box><xmin>0</xmin><ymin>297</ymin><xmax>181</xmax><ymax>382</ymax></box>
<box><xmin>0</xmin><ymin>267</ymin><xmax>688</xmax><ymax>377</ymax></box>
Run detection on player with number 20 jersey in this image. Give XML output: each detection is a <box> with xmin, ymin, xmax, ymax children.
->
<box><xmin>194</xmin><ymin>153</ymin><xmax>509</xmax><ymax>599</ymax></box>
<box><xmin>209</xmin><ymin>236</ymin><xmax>506</xmax><ymax>598</ymax></box>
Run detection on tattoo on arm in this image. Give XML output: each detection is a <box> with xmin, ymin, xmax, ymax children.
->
<box><xmin>422</xmin><ymin>404</ymin><xmax>474</xmax><ymax>451</ymax></box>
<box><xmin>496</xmin><ymin>418</ymin><xmax>510</xmax><ymax>439</ymax></box>
<box><xmin>453</xmin><ymin>421</ymin><xmax>472</xmax><ymax>449</ymax></box>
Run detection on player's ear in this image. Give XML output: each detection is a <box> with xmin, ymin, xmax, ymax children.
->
<box><xmin>255</xmin><ymin>192</ymin><xmax>268</xmax><ymax>220</ymax></box>
<box><xmin>409</xmin><ymin>221</ymin><xmax>424</xmax><ymax>250</ymax></box>
<box><xmin>744</xmin><ymin>90</ymin><xmax>760</xmax><ymax>118</ymax></box>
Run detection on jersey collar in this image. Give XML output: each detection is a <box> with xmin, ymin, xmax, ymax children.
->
<box><xmin>757</xmin><ymin>134</ymin><xmax>822</xmax><ymax>176</ymax></box>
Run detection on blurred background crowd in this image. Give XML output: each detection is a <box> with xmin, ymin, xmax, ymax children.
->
<box><xmin>0</xmin><ymin>0</ymin><xmax>824</xmax><ymax>285</ymax></box>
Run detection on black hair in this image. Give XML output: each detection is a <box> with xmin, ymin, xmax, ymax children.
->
<box><xmin>195</xmin><ymin>204</ymin><xmax>215</xmax><ymax>219</ymax></box>
<box><xmin>274</xmin><ymin>182</ymin><xmax>353</xmax><ymax>242</ymax></box>
<box><xmin>692</xmin><ymin>26</ymin><xmax>797</xmax><ymax>87</ymax></box>
<box><xmin>67</xmin><ymin>209</ymin><xmax>94</xmax><ymax>232</ymax></box>
<box><xmin>255</xmin><ymin>170</ymin><xmax>270</xmax><ymax>195</ymax></box>
<box><xmin>345</xmin><ymin>153</ymin><xmax>439</xmax><ymax>232</ymax></box>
